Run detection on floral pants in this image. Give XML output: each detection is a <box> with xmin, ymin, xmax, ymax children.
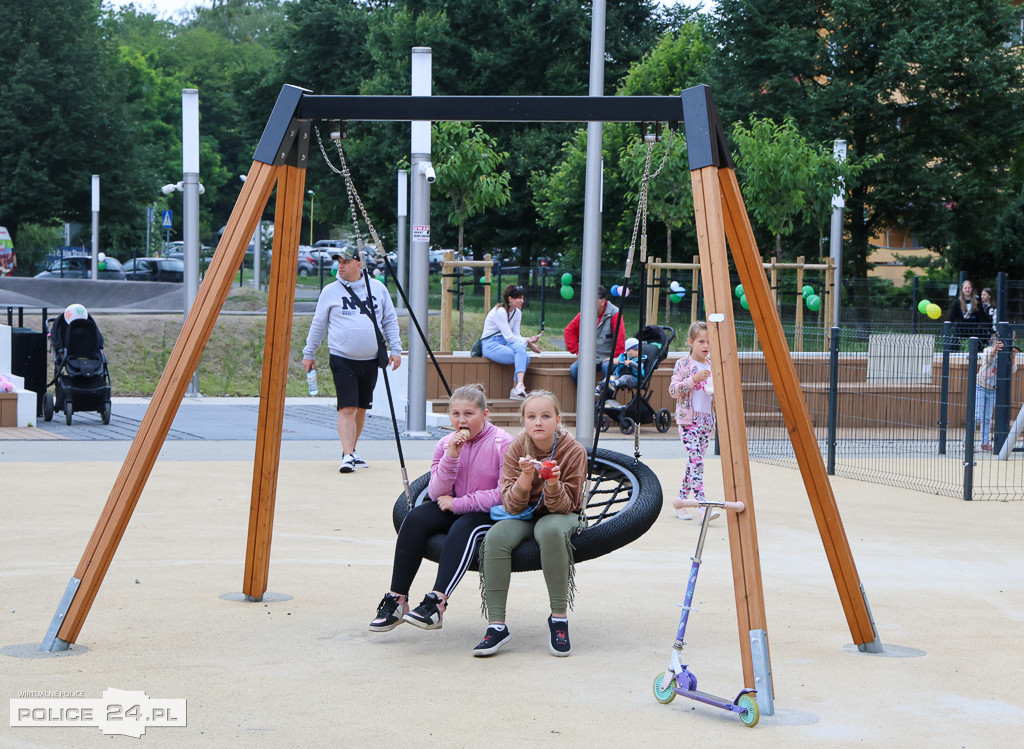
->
<box><xmin>678</xmin><ymin>414</ymin><xmax>715</xmax><ymax>503</ymax></box>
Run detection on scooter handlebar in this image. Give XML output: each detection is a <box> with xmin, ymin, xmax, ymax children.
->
<box><xmin>672</xmin><ymin>498</ymin><xmax>745</xmax><ymax>513</ymax></box>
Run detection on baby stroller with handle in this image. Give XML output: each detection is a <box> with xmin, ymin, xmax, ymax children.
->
<box><xmin>597</xmin><ymin>324</ymin><xmax>675</xmax><ymax>435</ymax></box>
<box><xmin>42</xmin><ymin>304</ymin><xmax>112</xmax><ymax>426</ymax></box>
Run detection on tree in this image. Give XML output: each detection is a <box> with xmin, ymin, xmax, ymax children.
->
<box><xmin>432</xmin><ymin>122</ymin><xmax>512</xmax><ymax>255</ymax></box>
<box><xmin>711</xmin><ymin>0</ymin><xmax>1024</xmax><ymax>279</ymax></box>
<box><xmin>0</xmin><ymin>1</ymin><xmax>156</xmax><ymax>249</ymax></box>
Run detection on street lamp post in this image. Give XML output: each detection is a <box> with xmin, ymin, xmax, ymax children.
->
<box><xmin>308</xmin><ymin>190</ymin><xmax>315</xmax><ymax>245</ymax></box>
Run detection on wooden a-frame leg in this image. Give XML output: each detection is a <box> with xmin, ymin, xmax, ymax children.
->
<box><xmin>690</xmin><ymin>165</ymin><xmax>770</xmax><ymax>691</ymax></box>
<box><xmin>243</xmin><ymin>163</ymin><xmax>306</xmax><ymax>600</ymax></box>
<box><xmin>46</xmin><ymin>161</ymin><xmax>278</xmax><ymax>648</ymax></box>
<box><xmin>718</xmin><ymin>166</ymin><xmax>881</xmax><ymax>650</ymax></box>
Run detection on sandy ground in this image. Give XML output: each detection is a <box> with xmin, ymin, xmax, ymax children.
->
<box><xmin>2</xmin><ymin>451</ymin><xmax>1023</xmax><ymax>748</ymax></box>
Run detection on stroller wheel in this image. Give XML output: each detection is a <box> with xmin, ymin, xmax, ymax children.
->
<box><xmin>101</xmin><ymin>401</ymin><xmax>111</xmax><ymax>425</ymax></box>
<box><xmin>65</xmin><ymin>401</ymin><xmax>74</xmax><ymax>426</ymax></box>
<box><xmin>619</xmin><ymin>416</ymin><xmax>635</xmax><ymax>435</ymax></box>
<box><xmin>599</xmin><ymin>414</ymin><xmax>611</xmax><ymax>432</ymax></box>
<box><xmin>656</xmin><ymin>408</ymin><xmax>672</xmax><ymax>433</ymax></box>
<box><xmin>43</xmin><ymin>393</ymin><xmax>54</xmax><ymax>422</ymax></box>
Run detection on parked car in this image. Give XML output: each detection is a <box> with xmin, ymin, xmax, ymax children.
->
<box><xmin>297</xmin><ymin>246</ymin><xmax>333</xmax><ymax>276</ymax></box>
<box><xmin>35</xmin><ymin>256</ymin><xmax>125</xmax><ymax>280</ymax></box>
<box><xmin>427</xmin><ymin>249</ymin><xmax>472</xmax><ymax>275</ymax></box>
<box><xmin>123</xmin><ymin>257</ymin><xmax>184</xmax><ymax>282</ymax></box>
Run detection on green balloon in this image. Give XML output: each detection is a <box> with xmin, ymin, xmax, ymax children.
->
<box><xmin>478</xmin><ymin>276</ymin><xmax>488</xmax><ymax>285</ymax></box>
<box><xmin>734</xmin><ymin>284</ymin><xmax>744</xmax><ymax>298</ymax></box>
<box><xmin>669</xmin><ymin>293</ymin><xmax>683</xmax><ymax>303</ymax></box>
<box><xmin>740</xmin><ymin>295</ymin><xmax>750</xmax><ymax>310</ymax></box>
<box><xmin>917</xmin><ymin>299</ymin><xmax>930</xmax><ymax>314</ymax></box>
<box><xmin>802</xmin><ymin>285</ymin><xmax>814</xmax><ymax>298</ymax></box>
<box><xmin>560</xmin><ymin>272</ymin><xmax>573</xmax><ymax>286</ymax></box>
<box><xmin>559</xmin><ymin>285</ymin><xmax>574</xmax><ymax>300</ymax></box>
<box><xmin>98</xmin><ymin>261</ymin><xmax>107</xmax><ymax>271</ymax></box>
<box><xmin>807</xmin><ymin>294</ymin><xmax>821</xmax><ymax>311</ymax></box>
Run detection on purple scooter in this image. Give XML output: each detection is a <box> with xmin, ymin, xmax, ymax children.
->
<box><xmin>652</xmin><ymin>498</ymin><xmax>759</xmax><ymax>727</ymax></box>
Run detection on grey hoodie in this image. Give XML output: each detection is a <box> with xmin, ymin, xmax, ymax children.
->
<box><xmin>303</xmin><ymin>277</ymin><xmax>402</xmax><ymax>361</ymax></box>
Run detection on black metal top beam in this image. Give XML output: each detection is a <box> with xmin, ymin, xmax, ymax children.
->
<box><xmin>296</xmin><ymin>95</ymin><xmax>684</xmax><ymax>124</ymax></box>
<box><xmin>253</xmin><ymin>85</ymin><xmax>733</xmax><ymax>173</ymax></box>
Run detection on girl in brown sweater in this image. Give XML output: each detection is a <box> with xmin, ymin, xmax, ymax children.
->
<box><xmin>474</xmin><ymin>390</ymin><xmax>588</xmax><ymax>657</ymax></box>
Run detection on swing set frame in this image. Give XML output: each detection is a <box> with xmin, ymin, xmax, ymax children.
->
<box><xmin>40</xmin><ymin>84</ymin><xmax>883</xmax><ymax>703</ymax></box>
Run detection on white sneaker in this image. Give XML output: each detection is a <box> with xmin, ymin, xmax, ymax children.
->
<box><xmin>698</xmin><ymin>508</ymin><xmax>721</xmax><ymax>523</ymax></box>
<box><xmin>351</xmin><ymin>452</ymin><xmax>369</xmax><ymax>469</ymax></box>
<box><xmin>510</xmin><ymin>383</ymin><xmax>526</xmax><ymax>399</ymax></box>
<box><xmin>339</xmin><ymin>454</ymin><xmax>356</xmax><ymax>473</ymax></box>
<box><xmin>675</xmin><ymin>511</ymin><xmax>692</xmax><ymax>521</ymax></box>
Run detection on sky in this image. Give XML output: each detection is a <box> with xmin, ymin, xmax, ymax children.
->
<box><xmin>105</xmin><ymin>0</ymin><xmax>707</xmax><ymax>22</ymax></box>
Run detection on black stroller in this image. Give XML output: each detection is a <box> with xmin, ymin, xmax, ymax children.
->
<box><xmin>43</xmin><ymin>313</ymin><xmax>112</xmax><ymax>425</ymax></box>
<box><xmin>597</xmin><ymin>324</ymin><xmax>675</xmax><ymax>435</ymax></box>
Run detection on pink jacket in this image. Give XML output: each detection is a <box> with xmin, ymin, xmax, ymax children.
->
<box><xmin>668</xmin><ymin>354</ymin><xmax>715</xmax><ymax>427</ymax></box>
<box><xmin>428</xmin><ymin>421</ymin><xmax>515</xmax><ymax>513</ymax></box>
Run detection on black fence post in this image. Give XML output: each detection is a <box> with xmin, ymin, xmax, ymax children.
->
<box><xmin>994</xmin><ymin>320</ymin><xmax>1012</xmax><ymax>452</ymax></box>
<box><xmin>539</xmin><ymin>265</ymin><xmax>547</xmax><ymax>332</ymax></box>
<box><xmin>911</xmin><ymin>276</ymin><xmax>919</xmax><ymax>333</ymax></box>
<box><xmin>938</xmin><ymin>321</ymin><xmax>953</xmax><ymax>455</ymax></box>
<box><xmin>827</xmin><ymin>326</ymin><xmax>840</xmax><ymax>474</ymax></box>
<box><xmin>963</xmin><ymin>336</ymin><xmax>979</xmax><ymax>502</ymax></box>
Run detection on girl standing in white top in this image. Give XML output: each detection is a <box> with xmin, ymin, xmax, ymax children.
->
<box><xmin>480</xmin><ymin>284</ymin><xmax>542</xmax><ymax>399</ymax></box>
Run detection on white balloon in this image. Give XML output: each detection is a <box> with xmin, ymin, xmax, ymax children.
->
<box><xmin>98</xmin><ymin>252</ymin><xmax>106</xmax><ymax>262</ymax></box>
<box><xmin>669</xmin><ymin>280</ymin><xmax>682</xmax><ymax>292</ymax></box>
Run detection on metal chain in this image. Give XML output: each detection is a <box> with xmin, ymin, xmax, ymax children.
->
<box><xmin>623</xmin><ymin>128</ymin><xmax>673</xmax><ymax>280</ymax></box>
<box><xmin>314</xmin><ymin>125</ymin><xmax>389</xmax><ymax>258</ymax></box>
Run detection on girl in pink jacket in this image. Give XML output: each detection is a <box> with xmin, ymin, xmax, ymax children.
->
<box><xmin>668</xmin><ymin>321</ymin><xmax>718</xmax><ymax>522</ymax></box>
<box><xmin>370</xmin><ymin>384</ymin><xmax>514</xmax><ymax>633</ymax></box>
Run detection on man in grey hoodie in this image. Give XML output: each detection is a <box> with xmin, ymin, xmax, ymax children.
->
<box><xmin>302</xmin><ymin>247</ymin><xmax>402</xmax><ymax>473</ymax></box>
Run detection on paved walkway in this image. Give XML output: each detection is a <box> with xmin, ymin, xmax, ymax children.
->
<box><xmin>1</xmin><ymin>402</ymin><xmax>1022</xmax><ymax>747</ymax></box>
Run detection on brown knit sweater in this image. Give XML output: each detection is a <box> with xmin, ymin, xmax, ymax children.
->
<box><xmin>498</xmin><ymin>427</ymin><xmax>588</xmax><ymax>516</ymax></box>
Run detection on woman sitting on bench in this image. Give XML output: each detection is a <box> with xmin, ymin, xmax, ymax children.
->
<box><xmin>370</xmin><ymin>383</ymin><xmax>514</xmax><ymax>633</ymax></box>
<box><xmin>480</xmin><ymin>284</ymin><xmax>542</xmax><ymax>400</ymax></box>
<box><xmin>474</xmin><ymin>389</ymin><xmax>588</xmax><ymax>658</ymax></box>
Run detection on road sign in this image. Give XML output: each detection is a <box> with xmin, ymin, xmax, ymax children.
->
<box><xmin>162</xmin><ymin>210</ymin><xmax>173</xmax><ymax>228</ymax></box>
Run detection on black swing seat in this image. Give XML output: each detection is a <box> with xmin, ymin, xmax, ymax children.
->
<box><xmin>392</xmin><ymin>448</ymin><xmax>663</xmax><ymax>572</ymax></box>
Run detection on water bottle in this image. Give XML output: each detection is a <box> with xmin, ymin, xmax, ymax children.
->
<box><xmin>306</xmin><ymin>369</ymin><xmax>319</xmax><ymax>396</ymax></box>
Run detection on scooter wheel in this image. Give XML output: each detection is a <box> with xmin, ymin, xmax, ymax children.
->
<box><xmin>652</xmin><ymin>672</ymin><xmax>676</xmax><ymax>704</ymax></box>
<box><xmin>737</xmin><ymin>693</ymin><xmax>759</xmax><ymax>727</ymax></box>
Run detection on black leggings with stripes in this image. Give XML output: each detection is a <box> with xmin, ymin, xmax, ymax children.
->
<box><xmin>390</xmin><ymin>501</ymin><xmax>492</xmax><ymax>601</ymax></box>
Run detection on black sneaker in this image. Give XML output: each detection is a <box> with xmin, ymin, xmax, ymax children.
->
<box><xmin>548</xmin><ymin>616</ymin><xmax>571</xmax><ymax>656</ymax></box>
<box><xmin>472</xmin><ymin>625</ymin><xmax>511</xmax><ymax>656</ymax></box>
<box><xmin>403</xmin><ymin>592</ymin><xmax>445</xmax><ymax>630</ymax></box>
<box><xmin>368</xmin><ymin>593</ymin><xmax>407</xmax><ymax>632</ymax></box>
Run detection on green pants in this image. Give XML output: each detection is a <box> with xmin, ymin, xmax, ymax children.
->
<box><xmin>481</xmin><ymin>513</ymin><xmax>578</xmax><ymax>622</ymax></box>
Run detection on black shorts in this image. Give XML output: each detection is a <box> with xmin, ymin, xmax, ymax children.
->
<box><xmin>329</xmin><ymin>355</ymin><xmax>378</xmax><ymax>410</ymax></box>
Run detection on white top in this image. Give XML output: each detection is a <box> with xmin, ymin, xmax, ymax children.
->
<box><xmin>690</xmin><ymin>360</ymin><xmax>713</xmax><ymax>414</ymax></box>
<box><xmin>481</xmin><ymin>305</ymin><xmax>525</xmax><ymax>345</ymax></box>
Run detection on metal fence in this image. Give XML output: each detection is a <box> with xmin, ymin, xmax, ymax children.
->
<box><xmin>740</xmin><ymin>321</ymin><xmax>1024</xmax><ymax>501</ymax></box>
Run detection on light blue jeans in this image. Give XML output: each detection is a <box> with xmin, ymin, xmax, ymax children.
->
<box><xmin>569</xmin><ymin>358</ymin><xmax>610</xmax><ymax>384</ymax></box>
<box><xmin>481</xmin><ymin>335</ymin><xmax>530</xmax><ymax>377</ymax></box>
<box><xmin>975</xmin><ymin>385</ymin><xmax>996</xmax><ymax>445</ymax></box>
